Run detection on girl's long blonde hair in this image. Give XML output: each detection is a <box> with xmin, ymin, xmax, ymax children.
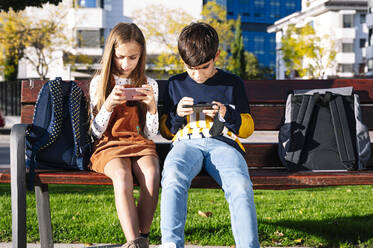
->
<box><xmin>93</xmin><ymin>22</ymin><xmax>147</xmax><ymax>116</ymax></box>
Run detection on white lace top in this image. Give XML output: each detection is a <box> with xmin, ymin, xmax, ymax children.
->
<box><xmin>89</xmin><ymin>75</ymin><xmax>159</xmax><ymax>139</ymax></box>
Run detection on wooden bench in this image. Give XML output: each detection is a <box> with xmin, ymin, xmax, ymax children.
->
<box><xmin>0</xmin><ymin>78</ymin><xmax>372</xmax><ymax>248</ymax></box>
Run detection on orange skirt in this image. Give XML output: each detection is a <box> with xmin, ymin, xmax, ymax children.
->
<box><xmin>90</xmin><ymin>133</ymin><xmax>158</xmax><ymax>173</ymax></box>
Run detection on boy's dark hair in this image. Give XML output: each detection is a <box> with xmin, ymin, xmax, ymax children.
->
<box><xmin>178</xmin><ymin>22</ymin><xmax>219</xmax><ymax>67</ymax></box>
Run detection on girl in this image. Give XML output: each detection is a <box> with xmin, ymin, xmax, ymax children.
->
<box><xmin>89</xmin><ymin>23</ymin><xmax>160</xmax><ymax>248</ymax></box>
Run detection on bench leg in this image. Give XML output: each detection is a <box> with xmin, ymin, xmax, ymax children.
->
<box><xmin>10</xmin><ymin>124</ymin><xmax>28</xmax><ymax>248</ymax></box>
<box><xmin>35</xmin><ymin>184</ymin><xmax>53</xmax><ymax>248</ymax></box>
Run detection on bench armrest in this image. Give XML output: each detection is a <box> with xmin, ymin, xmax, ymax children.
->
<box><xmin>10</xmin><ymin>123</ymin><xmax>29</xmax><ymax>248</ymax></box>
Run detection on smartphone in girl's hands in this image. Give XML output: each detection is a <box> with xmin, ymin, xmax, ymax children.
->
<box><xmin>122</xmin><ymin>88</ymin><xmax>146</xmax><ymax>100</ymax></box>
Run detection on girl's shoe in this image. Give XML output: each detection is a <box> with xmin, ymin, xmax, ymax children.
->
<box><xmin>122</xmin><ymin>237</ymin><xmax>149</xmax><ymax>248</ymax></box>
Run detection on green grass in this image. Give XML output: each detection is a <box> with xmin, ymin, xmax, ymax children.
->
<box><xmin>0</xmin><ymin>184</ymin><xmax>373</xmax><ymax>247</ymax></box>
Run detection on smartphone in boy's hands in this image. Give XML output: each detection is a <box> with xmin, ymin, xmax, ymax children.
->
<box><xmin>182</xmin><ymin>103</ymin><xmax>215</xmax><ymax>112</ymax></box>
<box><xmin>122</xmin><ymin>88</ymin><xmax>146</xmax><ymax>100</ymax></box>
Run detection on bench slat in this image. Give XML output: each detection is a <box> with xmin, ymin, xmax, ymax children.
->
<box><xmin>251</xmin><ymin>105</ymin><xmax>373</xmax><ymax>130</ymax></box>
<box><xmin>22</xmin><ymin>79</ymin><xmax>373</xmax><ymax>104</ymax></box>
<box><xmin>3</xmin><ymin>168</ymin><xmax>373</xmax><ymax>190</ymax></box>
<box><xmin>244</xmin><ymin>80</ymin><xmax>373</xmax><ymax>103</ymax></box>
<box><xmin>20</xmin><ymin>104</ymin><xmax>373</xmax><ymax>130</ymax></box>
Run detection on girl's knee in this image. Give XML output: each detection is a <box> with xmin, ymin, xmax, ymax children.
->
<box><xmin>143</xmin><ymin>165</ymin><xmax>161</xmax><ymax>185</ymax></box>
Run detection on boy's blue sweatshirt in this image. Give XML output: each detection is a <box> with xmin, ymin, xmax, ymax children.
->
<box><xmin>160</xmin><ymin>69</ymin><xmax>254</xmax><ymax>156</ymax></box>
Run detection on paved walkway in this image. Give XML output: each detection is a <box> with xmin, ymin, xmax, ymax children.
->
<box><xmin>0</xmin><ymin>244</ymin><xmax>234</xmax><ymax>248</ymax></box>
<box><xmin>0</xmin><ymin>244</ymin><xmax>308</xmax><ymax>248</ymax></box>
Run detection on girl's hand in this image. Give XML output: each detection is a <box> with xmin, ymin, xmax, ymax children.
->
<box><xmin>202</xmin><ymin>101</ymin><xmax>226</xmax><ymax>119</ymax></box>
<box><xmin>135</xmin><ymin>84</ymin><xmax>157</xmax><ymax>114</ymax></box>
<box><xmin>104</xmin><ymin>85</ymin><xmax>127</xmax><ymax>112</ymax></box>
<box><xmin>177</xmin><ymin>97</ymin><xmax>194</xmax><ymax>117</ymax></box>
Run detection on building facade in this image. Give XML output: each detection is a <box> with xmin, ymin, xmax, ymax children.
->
<box><xmin>206</xmin><ymin>0</ymin><xmax>301</xmax><ymax>72</ymax></box>
<box><xmin>366</xmin><ymin>0</ymin><xmax>373</xmax><ymax>76</ymax></box>
<box><xmin>268</xmin><ymin>0</ymin><xmax>368</xmax><ymax>79</ymax></box>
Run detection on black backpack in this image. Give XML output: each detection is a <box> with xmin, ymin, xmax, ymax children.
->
<box><xmin>26</xmin><ymin>77</ymin><xmax>92</xmax><ymax>189</ymax></box>
<box><xmin>278</xmin><ymin>86</ymin><xmax>371</xmax><ymax>171</ymax></box>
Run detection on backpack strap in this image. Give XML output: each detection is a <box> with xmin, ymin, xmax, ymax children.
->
<box><xmin>69</xmin><ymin>81</ymin><xmax>84</xmax><ymax>170</ymax></box>
<box><xmin>329</xmin><ymin>93</ymin><xmax>356</xmax><ymax>170</ymax></box>
<box><xmin>287</xmin><ymin>94</ymin><xmax>317</xmax><ymax>165</ymax></box>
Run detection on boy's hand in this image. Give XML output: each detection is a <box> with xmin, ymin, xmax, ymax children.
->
<box><xmin>177</xmin><ymin>97</ymin><xmax>194</xmax><ymax>117</ymax></box>
<box><xmin>202</xmin><ymin>101</ymin><xmax>226</xmax><ymax>119</ymax></box>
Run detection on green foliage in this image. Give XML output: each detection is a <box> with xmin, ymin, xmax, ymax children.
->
<box><xmin>0</xmin><ymin>6</ymin><xmax>69</xmax><ymax>80</ymax></box>
<box><xmin>132</xmin><ymin>4</ymin><xmax>194</xmax><ymax>76</ymax></box>
<box><xmin>281</xmin><ymin>24</ymin><xmax>337</xmax><ymax>79</ymax></box>
<box><xmin>244</xmin><ymin>52</ymin><xmax>262</xmax><ymax>79</ymax></box>
<box><xmin>1</xmin><ymin>184</ymin><xmax>373</xmax><ymax>247</ymax></box>
<box><xmin>200</xmin><ymin>1</ymin><xmax>236</xmax><ymax>70</ymax></box>
<box><xmin>0</xmin><ymin>0</ymin><xmax>62</xmax><ymax>12</ymax></box>
<box><xmin>228</xmin><ymin>16</ymin><xmax>246</xmax><ymax>79</ymax></box>
<box><xmin>63</xmin><ymin>52</ymin><xmax>95</xmax><ymax>70</ymax></box>
<box><xmin>0</xmin><ymin>10</ymin><xmax>28</xmax><ymax>80</ymax></box>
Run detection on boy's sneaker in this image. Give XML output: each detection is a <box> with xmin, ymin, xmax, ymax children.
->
<box><xmin>157</xmin><ymin>242</ymin><xmax>176</xmax><ymax>248</ymax></box>
<box><xmin>122</xmin><ymin>237</ymin><xmax>148</xmax><ymax>248</ymax></box>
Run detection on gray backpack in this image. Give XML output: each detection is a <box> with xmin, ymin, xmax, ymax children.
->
<box><xmin>278</xmin><ymin>86</ymin><xmax>371</xmax><ymax>171</ymax></box>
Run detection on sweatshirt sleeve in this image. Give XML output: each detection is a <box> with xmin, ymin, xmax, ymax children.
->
<box><xmin>223</xmin><ymin>78</ymin><xmax>254</xmax><ymax>138</ymax></box>
<box><xmin>160</xmin><ymin>80</ymin><xmax>185</xmax><ymax>139</ymax></box>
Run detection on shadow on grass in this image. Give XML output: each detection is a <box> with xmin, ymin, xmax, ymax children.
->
<box><xmin>261</xmin><ymin>214</ymin><xmax>373</xmax><ymax>245</ymax></box>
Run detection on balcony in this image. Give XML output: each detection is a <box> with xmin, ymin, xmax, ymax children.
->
<box><xmin>335</xmin><ymin>53</ymin><xmax>355</xmax><ymax>64</ymax></box>
<box><xmin>335</xmin><ymin>28</ymin><xmax>356</xmax><ymax>40</ymax></box>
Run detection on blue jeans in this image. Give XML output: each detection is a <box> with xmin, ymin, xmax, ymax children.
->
<box><xmin>160</xmin><ymin>138</ymin><xmax>259</xmax><ymax>248</ymax></box>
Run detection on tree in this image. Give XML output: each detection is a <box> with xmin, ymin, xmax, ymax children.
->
<box><xmin>132</xmin><ymin>4</ymin><xmax>194</xmax><ymax>76</ymax></box>
<box><xmin>245</xmin><ymin>52</ymin><xmax>261</xmax><ymax>79</ymax></box>
<box><xmin>0</xmin><ymin>0</ymin><xmax>62</xmax><ymax>12</ymax></box>
<box><xmin>228</xmin><ymin>16</ymin><xmax>246</xmax><ymax>78</ymax></box>
<box><xmin>0</xmin><ymin>10</ymin><xmax>29</xmax><ymax>80</ymax></box>
<box><xmin>133</xmin><ymin>1</ymin><xmax>237</xmax><ymax>76</ymax></box>
<box><xmin>0</xmin><ymin>5</ymin><xmax>70</xmax><ymax>80</ymax></box>
<box><xmin>281</xmin><ymin>24</ymin><xmax>337</xmax><ymax>79</ymax></box>
<box><xmin>201</xmin><ymin>1</ymin><xmax>236</xmax><ymax>69</ymax></box>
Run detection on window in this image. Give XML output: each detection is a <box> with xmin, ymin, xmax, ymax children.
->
<box><xmin>360</xmin><ymin>14</ymin><xmax>366</xmax><ymax>24</ymax></box>
<box><xmin>254</xmin><ymin>36</ymin><xmax>265</xmax><ymax>55</ymax></box>
<box><xmin>369</xmin><ymin>28</ymin><xmax>373</xmax><ymax>46</ymax></box>
<box><xmin>255</xmin><ymin>12</ymin><xmax>265</xmax><ymax>17</ymax></box>
<box><xmin>76</xmin><ymin>0</ymin><xmax>103</xmax><ymax>8</ymax></box>
<box><xmin>342</xmin><ymin>43</ymin><xmax>353</xmax><ymax>53</ymax></box>
<box><xmin>286</xmin><ymin>2</ymin><xmax>296</xmax><ymax>9</ymax></box>
<box><xmin>343</xmin><ymin>14</ymin><xmax>354</xmax><ymax>28</ymax></box>
<box><xmin>339</xmin><ymin>64</ymin><xmax>354</xmax><ymax>73</ymax></box>
<box><xmin>270</xmin><ymin>0</ymin><xmax>281</xmax><ymax>19</ymax></box>
<box><xmin>368</xmin><ymin>59</ymin><xmax>373</xmax><ymax>71</ymax></box>
<box><xmin>360</xmin><ymin>39</ymin><xmax>366</xmax><ymax>48</ymax></box>
<box><xmin>359</xmin><ymin>63</ymin><xmax>365</xmax><ymax>74</ymax></box>
<box><xmin>77</xmin><ymin>29</ymin><xmax>104</xmax><ymax>48</ymax></box>
<box><xmin>254</xmin><ymin>0</ymin><xmax>265</xmax><ymax>8</ymax></box>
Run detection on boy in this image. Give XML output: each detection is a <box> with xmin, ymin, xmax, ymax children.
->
<box><xmin>159</xmin><ymin>22</ymin><xmax>259</xmax><ymax>248</ymax></box>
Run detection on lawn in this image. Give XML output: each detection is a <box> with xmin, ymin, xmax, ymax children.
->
<box><xmin>0</xmin><ymin>184</ymin><xmax>372</xmax><ymax>247</ymax></box>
